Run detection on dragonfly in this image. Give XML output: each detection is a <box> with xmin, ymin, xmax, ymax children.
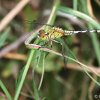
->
<box><xmin>25</xmin><ymin>22</ymin><xmax>100</xmax><ymax>89</ymax></box>
<box><xmin>38</xmin><ymin>26</ymin><xmax>100</xmax><ymax>41</ymax></box>
<box><xmin>28</xmin><ymin>20</ymin><xmax>100</xmax><ymax>42</ymax></box>
<box><xmin>25</xmin><ymin>20</ymin><xmax>100</xmax><ymax>89</ymax></box>
<box><xmin>30</xmin><ymin>22</ymin><xmax>100</xmax><ymax>54</ymax></box>
<box><xmin>25</xmin><ymin>20</ymin><xmax>100</xmax><ymax>55</ymax></box>
<box><xmin>25</xmin><ymin>21</ymin><xmax>100</xmax><ymax>68</ymax></box>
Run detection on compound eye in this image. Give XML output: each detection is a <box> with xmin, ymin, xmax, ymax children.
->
<box><xmin>39</xmin><ymin>30</ymin><xmax>45</xmax><ymax>36</ymax></box>
<box><xmin>38</xmin><ymin>30</ymin><xmax>46</xmax><ymax>39</ymax></box>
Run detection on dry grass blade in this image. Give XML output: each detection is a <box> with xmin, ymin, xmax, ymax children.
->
<box><xmin>0</xmin><ymin>0</ymin><xmax>31</xmax><ymax>32</ymax></box>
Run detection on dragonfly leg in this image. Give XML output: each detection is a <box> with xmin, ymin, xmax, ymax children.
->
<box><xmin>50</xmin><ymin>40</ymin><xmax>53</xmax><ymax>48</ymax></box>
<box><xmin>37</xmin><ymin>41</ymin><xmax>52</xmax><ymax>58</ymax></box>
<box><xmin>61</xmin><ymin>43</ymin><xmax>67</xmax><ymax>68</ymax></box>
<box><xmin>52</xmin><ymin>39</ymin><xmax>67</xmax><ymax>68</ymax></box>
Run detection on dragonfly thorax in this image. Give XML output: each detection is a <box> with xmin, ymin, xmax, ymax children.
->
<box><xmin>38</xmin><ymin>27</ymin><xmax>64</xmax><ymax>41</ymax></box>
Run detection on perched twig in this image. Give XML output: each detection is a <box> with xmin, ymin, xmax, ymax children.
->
<box><xmin>25</xmin><ymin>43</ymin><xmax>100</xmax><ymax>76</ymax></box>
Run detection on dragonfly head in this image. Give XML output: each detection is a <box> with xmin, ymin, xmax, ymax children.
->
<box><xmin>38</xmin><ymin>29</ymin><xmax>46</xmax><ymax>40</ymax></box>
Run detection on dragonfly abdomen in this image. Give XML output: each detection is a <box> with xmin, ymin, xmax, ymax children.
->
<box><xmin>47</xmin><ymin>27</ymin><xmax>64</xmax><ymax>39</ymax></box>
<box><xmin>64</xmin><ymin>30</ymin><xmax>100</xmax><ymax>35</ymax></box>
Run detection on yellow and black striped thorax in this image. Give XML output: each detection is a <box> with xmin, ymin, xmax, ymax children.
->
<box><xmin>38</xmin><ymin>27</ymin><xmax>64</xmax><ymax>40</ymax></box>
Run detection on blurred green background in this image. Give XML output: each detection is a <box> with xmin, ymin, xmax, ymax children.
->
<box><xmin>0</xmin><ymin>0</ymin><xmax>100</xmax><ymax>100</ymax></box>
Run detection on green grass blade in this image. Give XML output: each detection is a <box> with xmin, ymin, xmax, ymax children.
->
<box><xmin>14</xmin><ymin>37</ymin><xmax>40</xmax><ymax>100</ymax></box>
<box><xmin>14</xmin><ymin>49</ymin><xmax>35</xmax><ymax>100</ymax></box>
<box><xmin>0</xmin><ymin>28</ymin><xmax>10</xmax><ymax>48</ymax></box>
<box><xmin>79</xmin><ymin>0</ymin><xmax>100</xmax><ymax>65</ymax></box>
<box><xmin>47</xmin><ymin>0</ymin><xmax>60</xmax><ymax>25</ymax></box>
<box><xmin>15</xmin><ymin>67</ymin><xmax>25</xmax><ymax>91</ymax></box>
<box><xmin>0</xmin><ymin>80</ymin><xmax>12</xmax><ymax>100</ymax></box>
<box><xmin>38</xmin><ymin>52</ymin><xmax>46</xmax><ymax>90</ymax></box>
<box><xmin>58</xmin><ymin>6</ymin><xmax>100</xmax><ymax>65</ymax></box>
<box><xmin>58</xmin><ymin>6</ymin><xmax>100</xmax><ymax>28</ymax></box>
<box><xmin>73</xmin><ymin>0</ymin><xmax>78</xmax><ymax>10</ymax></box>
<box><xmin>32</xmin><ymin>80</ymin><xmax>40</xmax><ymax>100</ymax></box>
